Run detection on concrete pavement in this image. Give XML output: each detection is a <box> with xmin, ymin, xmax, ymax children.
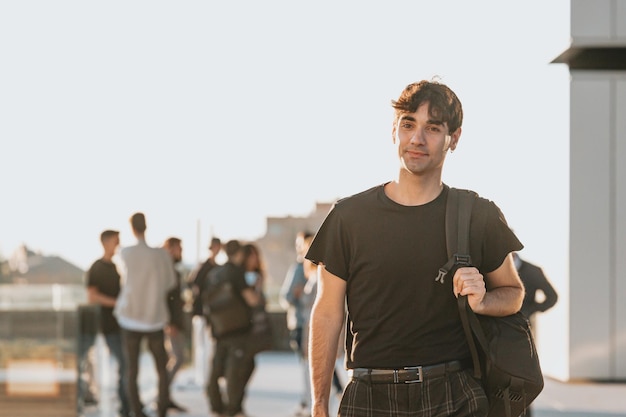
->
<box><xmin>85</xmin><ymin>350</ymin><xmax>626</xmax><ymax>417</ymax></box>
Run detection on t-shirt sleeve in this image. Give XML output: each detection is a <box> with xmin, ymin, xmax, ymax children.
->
<box><xmin>304</xmin><ymin>204</ymin><xmax>351</xmax><ymax>281</ymax></box>
<box><xmin>86</xmin><ymin>262</ymin><xmax>99</xmax><ymax>288</ymax></box>
<box><xmin>479</xmin><ymin>200</ymin><xmax>524</xmax><ymax>273</ymax></box>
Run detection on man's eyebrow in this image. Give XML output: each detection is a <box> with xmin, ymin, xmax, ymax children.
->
<box><xmin>399</xmin><ymin>115</ymin><xmax>444</xmax><ymax>126</ymax></box>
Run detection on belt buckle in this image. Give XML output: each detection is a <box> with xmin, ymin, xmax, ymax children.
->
<box><xmin>402</xmin><ymin>366</ymin><xmax>423</xmax><ymax>383</ymax></box>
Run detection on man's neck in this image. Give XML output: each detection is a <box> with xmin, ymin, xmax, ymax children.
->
<box><xmin>386</xmin><ymin>172</ymin><xmax>443</xmax><ymax>206</ymax></box>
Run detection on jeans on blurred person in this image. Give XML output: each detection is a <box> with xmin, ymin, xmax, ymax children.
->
<box><xmin>104</xmin><ymin>332</ymin><xmax>131</xmax><ymax>417</ymax></box>
<box><xmin>206</xmin><ymin>333</ymin><xmax>253</xmax><ymax>417</ymax></box>
<box><xmin>122</xmin><ymin>329</ymin><xmax>170</xmax><ymax>417</ymax></box>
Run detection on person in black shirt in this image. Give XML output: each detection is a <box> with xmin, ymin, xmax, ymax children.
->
<box><xmin>306</xmin><ymin>80</ymin><xmax>525</xmax><ymax>417</ymax></box>
<box><xmin>86</xmin><ymin>229</ymin><xmax>130</xmax><ymax>417</ymax></box>
<box><xmin>513</xmin><ymin>252</ymin><xmax>558</xmax><ymax>320</ymax></box>
<box><xmin>204</xmin><ymin>240</ymin><xmax>260</xmax><ymax>417</ymax></box>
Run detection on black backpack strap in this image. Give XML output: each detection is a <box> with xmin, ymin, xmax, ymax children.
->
<box><xmin>436</xmin><ymin>188</ymin><xmax>474</xmax><ymax>283</ymax></box>
<box><xmin>458</xmin><ymin>295</ymin><xmax>485</xmax><ymax>379</ymax></box>
<box><xmin>441</xmin><ymin>187</ymin><xmax>483</xmax><ymax>379</ymax></box>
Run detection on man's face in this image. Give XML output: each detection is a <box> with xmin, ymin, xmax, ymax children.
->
<box><xmin>103</xmin><ymin>235</ymin><xmax>120</xmax><ymax>253</ymax></box>
<box><xmin>170</xmin><ymin>244</ymin><xmax>182</xmax><ymax>263</ymax></box>
<box><xmin>392</xmin><ymin>102</ymin><xmax>460</xmax><ymax>176</ymax></box>
<box><xmin>209</xmin><ymin>242</ymin><xmax>221</xmax><ymax>257</ymax></box>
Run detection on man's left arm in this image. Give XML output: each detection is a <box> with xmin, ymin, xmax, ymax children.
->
<box><xmin>454</xmin><ymin>253</ymin><xmax>524</xmax><ymax>316</ymax></box>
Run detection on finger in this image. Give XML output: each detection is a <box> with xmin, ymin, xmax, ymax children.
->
<box><xmin>460</xmin><ymin>279</ymin><xmax>486</xmax><ymax>297</ymax></box>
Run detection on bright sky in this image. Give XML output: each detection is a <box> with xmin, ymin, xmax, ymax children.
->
<box><xmin>0</xmin><ymin>1</ymin><xmax>571</xmax><ymax>286</ymax></box>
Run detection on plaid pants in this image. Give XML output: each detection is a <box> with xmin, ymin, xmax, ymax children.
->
<box><xmin>338</xmin><ymin>369</ymin><xmax>488</xmax><ymax>417</ymax></box>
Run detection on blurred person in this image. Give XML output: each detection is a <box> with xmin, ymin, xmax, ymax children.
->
<box><xmin>279</xmin><ymin>231</ymin><xmax>314</xmax><ymax>416</ymax></box>
<box><xmin>241</xmin><ymin>243</ymin><xmax>273</xmax><ymax>385</ymax></box>
<box><xmin>188</xmin><ymin>237</ymin><xmax>222</xmax><ymax>385</ymax></box>
<box><xmin>204</xmin><ymin>239</ymin><xmax>260</xmax><ymax>417</ymax></box>
<box><xmin>190</xmin><ymin>237</ymin><xmax>223</xmax><ymax>318</ymax></box>
<box><xmin>162</xmin><ymin>237</ymin><xmax>189</xmax><ymax>413</ymax></box>
<box><xmin>513</xmin><ymin>252</ymin><xmax>557</xmax><ymax>417</ymax></box>
<box><xmin>84</xmin><ymin>229</ymin><xmax>130</xmax><ymax>417</ymax></box>
<box><xmin>114</xmin><ymin>213</ymin><xmax>177</xmax><ymax>417</ymax></box>
<box><xmin>306</xmin><ymin>80</ymin><xmax>524</xmax><ymax>417</ymax></box>
<box><xmin>513</xmin><ymin>252</ymin><xmax>558</xmax><ymax>321</ymax></box>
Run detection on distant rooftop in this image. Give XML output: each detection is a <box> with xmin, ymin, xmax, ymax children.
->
<box><xmin>0</xmin><ymin>244</ymin><xmax>84</xmax><ymax>285</ymax></box>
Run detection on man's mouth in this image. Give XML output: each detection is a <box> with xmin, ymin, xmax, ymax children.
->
<box><xmin>406</xmin><ymin>149</ymin><xmax>427</xmax><ymax>158</ymax></box>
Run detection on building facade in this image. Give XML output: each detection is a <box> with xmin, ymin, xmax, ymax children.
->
<box><xmin>552</xmin><ymin>0</ymin><xmax>626</xmax><ymax>380</ymax></box>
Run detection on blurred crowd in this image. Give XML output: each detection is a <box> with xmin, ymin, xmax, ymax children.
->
<box><xmin>79</xmin><ymin>212</ymin><xmax>326</xmax><ymax>417</ymax></box>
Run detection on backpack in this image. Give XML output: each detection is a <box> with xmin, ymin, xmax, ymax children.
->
<box><xmin>203</xmin><ymin>264</ymin><xmax>252</xmax><ymax>338</ymax></box>
<box><xmin>439</xmin><ymin>188</ymin><xmax>544</xmax><ymax>417</ymax></box>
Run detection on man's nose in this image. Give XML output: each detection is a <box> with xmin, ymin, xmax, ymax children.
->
<box><xmin>409</xmin><ymin>129</ymin><xmax>425</xmax><ymax>144</ymax></box>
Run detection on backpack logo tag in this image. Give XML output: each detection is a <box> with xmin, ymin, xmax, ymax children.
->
<box><xmin>435</xmin><ymin>269</ymin><xmax>447</xmax><ymax>284</ymax></box>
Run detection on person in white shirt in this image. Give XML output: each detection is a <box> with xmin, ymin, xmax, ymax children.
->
<box><xmin>114</xmin><ymin>212</ymin><xmax>177</xmax><ymax>417</ymax></box>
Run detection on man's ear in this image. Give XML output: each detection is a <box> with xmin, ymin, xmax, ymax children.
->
<box><xmin>392</xmin><ymin>122</ymin><xmax>397</xmax><ymax>144</ymax></box>
<box><xmin>449</xmin><ymin>127</ymin><xmax>462</xmax><ymax>151</ymax></box>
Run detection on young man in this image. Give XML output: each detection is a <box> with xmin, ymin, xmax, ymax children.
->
<box><xmin>85</xmin><ymin>229</ymin><xmax>130</xmax><ymax>417</ymax></box>
<box><xmin>306</xmin><ymin>80</ymin><xmax>525</xmax><ymax>417</ymax></box>
<box><xmin>162</xmin><ymin>237</ymin><xmax>188</xmax><ymax>413</ymax></box>
<box><xmin>114</xmin><ymin>213</ymin><xmax>177</xmax><ymax>417</ymax></box>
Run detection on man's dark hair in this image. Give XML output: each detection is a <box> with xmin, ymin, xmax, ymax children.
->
<box><xmin>391</xmin><ymin>79</ymin><xmax>463</xmax><ymax>134</ymax></box>
<box><xmin>100</xmin><ymin>229</ymin><xmax>119</xmax><ymax>243</ymax></box>
<box><xmin>164</xmin><ymin>237</ymin><xmax>182</xmax><ymax>249</ymax></box>
<box><xmin>224</xmin><ymin>239</ymin><xmax>241</xmax><ymax>258</ymax></box>
<box><xmin>210</xmin><ymin>237</ymin><xmax>222</xmax><ymax>247</ymax></box>
<box><xmin>130</xmin><ymin>212</ymin><xmax>147</xmax><ymax>233</ymax></box>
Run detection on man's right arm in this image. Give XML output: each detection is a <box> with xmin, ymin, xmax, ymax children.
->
<box><xmin>87</xmin><ymin>286</ymin><xmax>117</xmax><ymax>307</ymax></box>
<box><xmin>86</xmin><ymin>265</ymin><xmax>117</xmax><ymax>307</ymax></box>
<box><xmin>309</xmin><ymin>264</ymin><xmax>346</xmax><ymax>417</ymax></box>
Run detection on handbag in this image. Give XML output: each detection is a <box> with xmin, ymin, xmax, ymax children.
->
<box><xmin>440</xmin><ymin>188</ymin><xmax>544</xmax><ymax>417</ymax></box>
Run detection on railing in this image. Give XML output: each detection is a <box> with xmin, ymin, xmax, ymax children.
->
<box><xmin>0</xmin><ymin>284</ymin><xmax>85</xmax><ymax>417</ymax></box>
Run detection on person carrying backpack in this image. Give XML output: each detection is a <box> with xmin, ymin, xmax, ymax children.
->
<box><xmin>203</xmin><ymin>239</ymin><xmax>260</xmax><ymax>417</ymax></box>
<box><xmin>306</xmin><ymin>79</ymin><xmax>525</xmax><ymax>417</ymax></box>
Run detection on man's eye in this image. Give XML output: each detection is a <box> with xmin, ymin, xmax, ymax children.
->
<box><xmin>401</xmin><ymin>123</ymin><xmax>413</xmax><ymax>129</ymax></box>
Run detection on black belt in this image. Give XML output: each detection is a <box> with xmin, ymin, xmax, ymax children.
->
<box><xmin>348</xmin><ymin>360</ymin><xmax>469</xmax><ymax>384</ymax></box>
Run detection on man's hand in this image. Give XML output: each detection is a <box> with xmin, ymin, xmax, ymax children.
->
<box><xmin>453</xmin><ymin>266</ymin><xmax>486</xmax><ymax>310</ymax></box>
<box><xmin>166</xmin><ymin>325</ymin><xmax>179</xmax><ymax>337</ymax></box>
<box><xmin>453</xmin><ymin>255</ymin><xmax>525</xmax><ymax>316</ymax></box>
